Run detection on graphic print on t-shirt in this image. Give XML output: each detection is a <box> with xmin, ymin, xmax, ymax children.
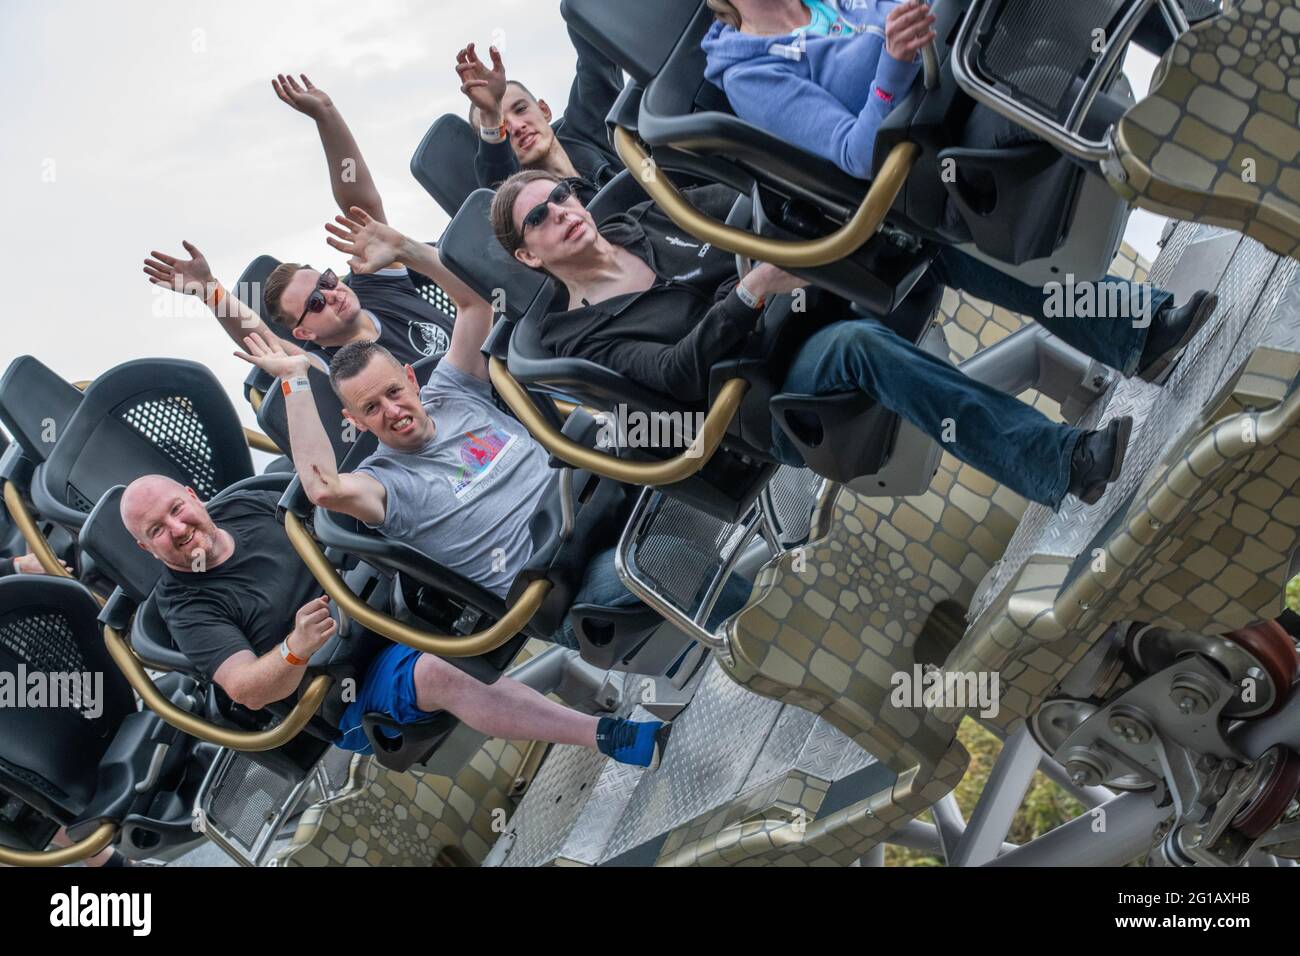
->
<box><xmin>410</xmin><ymin>321</ymin><xmax>450</xmax><ymax>356</ymax></box>
<box><xmin>449</xmin><ymin>427</ymin><xmax>516</xmax><ymax>498</ymax></box>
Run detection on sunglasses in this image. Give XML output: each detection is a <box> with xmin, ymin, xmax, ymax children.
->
<box><xmin>294</xmin><ymin>268</ymin><xmax>339</xmax><ymax>328</ymax></box>
<box><xmin>520</xmin><ymin>181</ymin><xmax>575</xmax><ymax>236</ymax></box>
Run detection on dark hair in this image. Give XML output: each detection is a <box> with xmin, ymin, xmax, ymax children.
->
<box><xmin>489</xmin><ymin>169</ymin><xmax>562</xmax><ymax>259</ymax></box>
<box><xmin>263</xmin><ymin>262</ymin><xmax>306</xmax><ymax>328</ymax></box>
<box><xmin>466</xmin><ymin>79</ymin><xmax>539</xmax><ymax>127</ymax></box>
<box><xmin>328</xmin><ymin>340</ymin><xmax>402</xmax><ymax>398</ymax></box>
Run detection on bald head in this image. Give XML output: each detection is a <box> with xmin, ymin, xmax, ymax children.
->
<box><xmin>121</xmin><ymin>475</ymin><xmax>224</xmax><ymax>573</ymax></box>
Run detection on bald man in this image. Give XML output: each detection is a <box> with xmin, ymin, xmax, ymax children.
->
<box><xmin>119</xmin><ymin>476</ymin><xmax>673</xmax><ymax>767</ymax></box>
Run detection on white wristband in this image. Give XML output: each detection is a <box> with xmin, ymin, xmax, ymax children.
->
<box><xmin>281</xmin><ymin>376</ymin><xmax>311</xmax><ymax>396</ymax></box>
<box><xmin>735</xmin><ymin>281</ymin><xmax>765</xmax><ymax>311</ymax></box>
<box><xmin>480</xmin><ymin>123</ymin><xmax>507</xmax><ymax>144</ymax></box>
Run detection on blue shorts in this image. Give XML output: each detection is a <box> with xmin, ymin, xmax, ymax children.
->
<box><xmin>335</xmin><ymin>643</ymin><xmax>431</xmax><ymax>754</ymax></box>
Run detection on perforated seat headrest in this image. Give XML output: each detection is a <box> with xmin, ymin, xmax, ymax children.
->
<box><xmin>440</xmin><ymin>189</ymin><xmax>548</xmax><ymax>321</ymax></box>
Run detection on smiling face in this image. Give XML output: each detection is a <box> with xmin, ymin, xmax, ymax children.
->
<box><xmin>335</xmin><ymin>351</ymin><xmax>433</xmax><ymax>452</ymax></box>
<box><xmin>121</xmin><ymin>476</ymin><xmax>222</xmax><ymax>573</ymax></box>
<box><xmin>498</xmin><ymin>85</ymin><xmax>556</xmax><ymax>167</ymax></box>
<box><xmin>510</xmin><ymin>177</ymin><xmax>599</xmax><ymax>276</ymax></box>
<box><xmin>278</xmin><ymin>268</ymin><xmax>364</xmax><ymax>346</ymax></box>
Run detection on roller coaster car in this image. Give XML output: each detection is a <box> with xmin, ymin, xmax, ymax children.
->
<box><xmin>559</xmin><ymin>0</ymin><xmax>1177</xmax><ymax>299</ymax></box>
<box><xmin>0</xmin><ymin>575</ymin><xmax>215</xmax><ymax>866</ymax></box>
<box><xmin>278</xmin><ymin>355</ymin><xmax>693</xmax><ymax>681</ymax></box>
<box><xmin>411</xmin><ymin>114</ymin><xmax>483</xmax><ymax>219</ymax></box>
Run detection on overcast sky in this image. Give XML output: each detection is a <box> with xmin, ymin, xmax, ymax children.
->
<box><xmin>1</xmin><ymin>1</ymin><xmax>1168</xmax><ymax>439</ymax></box>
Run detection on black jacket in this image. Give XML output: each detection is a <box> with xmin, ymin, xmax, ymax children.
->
<box><xmin>536</xmin><ymin>187</ymin><xmax>771</xmax><ymax>405</ymax></box>
<box><xmin>475</xmin><ymin>24</ymin><xmax>624</xmax><ymax>203</ymax></box>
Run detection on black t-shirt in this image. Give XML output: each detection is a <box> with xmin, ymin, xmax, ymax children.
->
<box><xmin>154</xmin><ymin>490</ymin><xmax>321</xmax><ymax>680</ymax></box>
<box><xmin>536</xmin><ymin>187</ymin><xmax>760</xmax><ymax>404</ymax></box>
<box><xmin>308</xmin><ymin>268</ymin><xmax>454</xmax><ymax>369</ymax></box>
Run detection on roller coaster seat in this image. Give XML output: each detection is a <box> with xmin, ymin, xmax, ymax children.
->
<box><xmin>0</xmin><ymin>356</ymin><xmax>84</xmax><ymax>467</ymax></box>
<box><xmin>255</xmin><ymin>361</ymin><xmax>357</xmax><ymax>465</ymax></box>
<box><xmin>565</xmin><ymin>0</ymin><xmax>1135</xmax><ymax>292</ymax></box>
<box><xmin>0</xmin><ymin>575</ymin><xmax>212</xmax><ymax>861</ymax></box>
<box><xmin>27</xmin><ymin>358</ymin><xmax>255</xmax><ymax>535</ymax></box>
<box><xmin>411</xmin><ymin>114</ymin><xmax>483</xmax><ymax>218</ymax></box>
<box><xmin>77</xmin><ymin>476</ymin><xmax>435</xmax><ymax>775</ymax></box>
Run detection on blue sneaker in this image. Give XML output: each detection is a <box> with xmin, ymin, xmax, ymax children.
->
<box><xmin>596</xmin><ymin>717</ymin><xmax>672</xmax><ymax>770</ymax></box>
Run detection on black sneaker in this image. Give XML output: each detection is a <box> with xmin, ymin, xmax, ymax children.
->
<box><xmin>1067</xmin><ymin>416</ymin><xmax>1133</xmax><ymax>505</ymax></box>
<box><xmin>1137</xmin><ymin>291</ymin><xmax>1218</xmax><ymax>385</ymax></box>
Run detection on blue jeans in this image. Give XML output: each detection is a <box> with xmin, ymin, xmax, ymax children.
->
<box><xmin>555</xmin><ymin>546</ymin><xmax>752</xmax><ymax>648</ymax></box>
<box><xmin>773</xmin><ymin>318</ymin><xmax>1083</xmax><ymax>508</ymax></box>
<box><xmin>929</xmin><ymin>249</ymin><xmax>1172</xmax><ymax>377</ymax></box>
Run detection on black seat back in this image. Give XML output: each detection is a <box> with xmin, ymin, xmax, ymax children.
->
<box><xmin>562</xmin><ymin>0</ymin><xmax>703</xmax><ymax>86</ymax></box>
<box><xmin>33</xmin><ymin>359</ymin><xmax>254</xmax><ymax>528</ymax></box>
<box><xmin>0</xmin><ymin>356</ymin><xmax>85</xmax><ymax>466</ymax></box>
<box><xmin>256</xmin><ymin>362</ymin><xmax>357</xmax><ymax>464</ymax></box>
<box><xmin>0</xmin><ymin>576</ymin><xmax>137</xmax><ymax>817</ymax></box>
<box><xmin>441</xmin><ymin>188</ymin><xmax>549</xmax><ymax>320</ymax></box>
<box><xmin>410</xmin><ymin>114</ymin><xmax>483</xmax><ymax>218</ymax></box>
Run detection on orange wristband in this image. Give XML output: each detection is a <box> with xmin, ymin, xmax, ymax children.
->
<box><xmin>280</xmin><ymin>640</ymin><xmax>308</xmax><ymax>666</ymax></box>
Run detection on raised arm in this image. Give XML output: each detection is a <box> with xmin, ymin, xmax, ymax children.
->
<box><xmin>143</xmin><ymin>241</ymin><xmax>311</xmax><ymax>359</ymax></box>
<box><xmin>233</xmin><ymin>332</ymin><xmax>387</xmax><ymax>525</ymax></box>
<box><xmin>273</xmin><ymin>73</ymin><xmax>388</xmax><ymax>223</ymax></box>
<box><xmin>325</xmin><ymin>207</ymin><xmax>494</xmax><ymax>380</ymax></box>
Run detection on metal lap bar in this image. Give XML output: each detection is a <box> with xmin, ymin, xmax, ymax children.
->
<box><xmin>951</xmin><ymin>0</ymin><xmax>1188</xmax><ymax>163</ymax></box>
<box><xmin>613</xmin><ymin>127</ymin><xmax>920</xmax><ymax>269</ymax></box>
<box><xmin>3</xmin><ymin>480</ymin><xmax>74</xmax><ymax>581</ymax></box>
<box><xmin>0</xmin><ymin>820</ymin><xmax>117</xmax><ymax>867</ymax></box>
<box><xmin>488</xmin><ymin>357</ymin><xmax>747</xmax><ymax>486</ymax></box>
<box><xmin>243</xmin><ymin>427</ymin><xmax>280</xmax><ymax>455</ymax></box>
<box><xmin>103</xmin><ymin>624</ymin><xmax>333</xmax><ymax>751</ymax></box>
<box><xmin>283</xmin><ymin>510</ymin><xmax>550</xmax><ymax>657</ymax></box>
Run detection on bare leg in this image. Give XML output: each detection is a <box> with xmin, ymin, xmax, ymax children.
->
<box><xmin>413</xmin><ymin>653</ymin><xmax>598</xmax><ymax>748</ymax></box>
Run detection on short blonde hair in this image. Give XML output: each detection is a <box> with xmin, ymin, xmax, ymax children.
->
<box><xmin>707</xmin><ymin>0</ymin><xmax>742</xmax><ymax>29</ymax></box>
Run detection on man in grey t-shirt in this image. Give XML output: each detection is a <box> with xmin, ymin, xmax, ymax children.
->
<box><xmin>352</xmin><ymin>357</ymin><xmax>551</xmax><ymax>598</ymax></box>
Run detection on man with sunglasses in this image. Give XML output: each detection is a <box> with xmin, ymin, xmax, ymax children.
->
<box><xmin>454</xmin><ymin>26</ymin><xmax>624</xmax><ymax>202</ymax></box>
<box><xmin>143</xmin><ymin>240</ymin><xmax>474</xmax><ymax>373</ymax></box>
<box><xmin>483</xmin><ymin>168</ymin><xmax>1179</xmax><ymax>512</ymax></box>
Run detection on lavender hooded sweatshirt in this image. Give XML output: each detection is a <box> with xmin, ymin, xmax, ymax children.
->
<box><xmin>701</xmin><ymin>0</ymin><xmax>922</xmax><ymax>180</ymax></box>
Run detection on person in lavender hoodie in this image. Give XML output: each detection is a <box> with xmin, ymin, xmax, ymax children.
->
<box><xmin>700</xmin><ymin>0</ymin><xmax>1217</xmax><ymax>390</ymax></box>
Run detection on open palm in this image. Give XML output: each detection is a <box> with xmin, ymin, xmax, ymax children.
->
<box><xmin>324</xmin><ymin>206</ymin><xmax>403</xmax><ymax>274</ymax></box>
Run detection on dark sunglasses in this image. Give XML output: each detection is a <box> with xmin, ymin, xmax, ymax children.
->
<box><xmin>520</xmin><ymin>181</ymin><xmax>575</xmax><ymax>235</ymax></box>
<box><xmin>294</xmin><ymin>268</ymin><xmax>339</xmax><ymax>328</ymax></box>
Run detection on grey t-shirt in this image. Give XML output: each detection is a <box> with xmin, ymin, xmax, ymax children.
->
<box><xmin>354</xmin><ymin>361</ymin><xmax>554</xmax><ymax>597</ymax></box>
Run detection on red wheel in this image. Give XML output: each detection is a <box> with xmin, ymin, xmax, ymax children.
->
<box><xmin>1221</xmin><ymin>621</ymin><xmax>1298</xmax><ymax>717</ymax></box>
<box><xmin>1232</xmin><ymin>747</ymin><xmax>1300</xmax><ymax>840</ymax></box>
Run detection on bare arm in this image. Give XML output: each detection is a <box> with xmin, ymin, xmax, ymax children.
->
<box><xmin>143</xmin><ymin>241</ymin><xmax>313</xmax><ymax>360</ymax></box>
<box><xmin>212</xmin><ymin>596</ymin><xmax>336</xmax><ymax>711</ymax></box>
<box><xmin>273</xmin><ymin>74</ymin><xmax>387</xmax><ymax>223</ymax></box>
<box><xmin>325</xmin><ymin>207</ymin><xmax>494</xmax><ymax>380</ymax></box>
<box><xmin>234</xmin><ymin>333</ymin><xmax>387</xmax><ymax>525</ymax></box>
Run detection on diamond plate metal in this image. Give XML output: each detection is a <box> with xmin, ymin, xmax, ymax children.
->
<box><xmin>599</xmin><ymin>659</ymin><xmax>785</xmax><ymax>860</ymax></box>
<box><xmin>969</xmin><ymin>223</ymin><xmax>1287</xmax><ymax>622</ymax></box>
<box><xmin>794</xmin><ymin>715</ymin><xmax>871</xmax><ymax>781</ymax></box>
<box><xmin>496</xmin><ymin>742</ymin><xmax>610</xmax><ymax>867</ymax></box>
<box><xmin>739</xmin><ymin>704</ymin><xmax>819</xmax><ymax>792</ymax></box>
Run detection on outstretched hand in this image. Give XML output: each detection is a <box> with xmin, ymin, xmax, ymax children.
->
<box><xmin>324</xmin><ymin>206</ymin><xmax>404</xmax><ymax>275</ymax></box>
<box><xmin>143</xmin><ymin>241</ymin><xmax>214</xmax><ymax>298</ymax></box>
<box><xmin>234</xmin><ymin>331</ymin><xmax>312</xmax><ymax>380</ymax></box>
<box><xmin>455</xmin><ymin>42</ymin><xmax>508</xmax><ymax>121</ymax></box>
<box><xmin>272</xmin><ymin>73</ymin><xmax>334</xmax><ymax>120</ymax></box>
<box><xmin>885</xmin><ymin>1</ymin><xmax>936</xmax><ymax>62</ymax></box>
